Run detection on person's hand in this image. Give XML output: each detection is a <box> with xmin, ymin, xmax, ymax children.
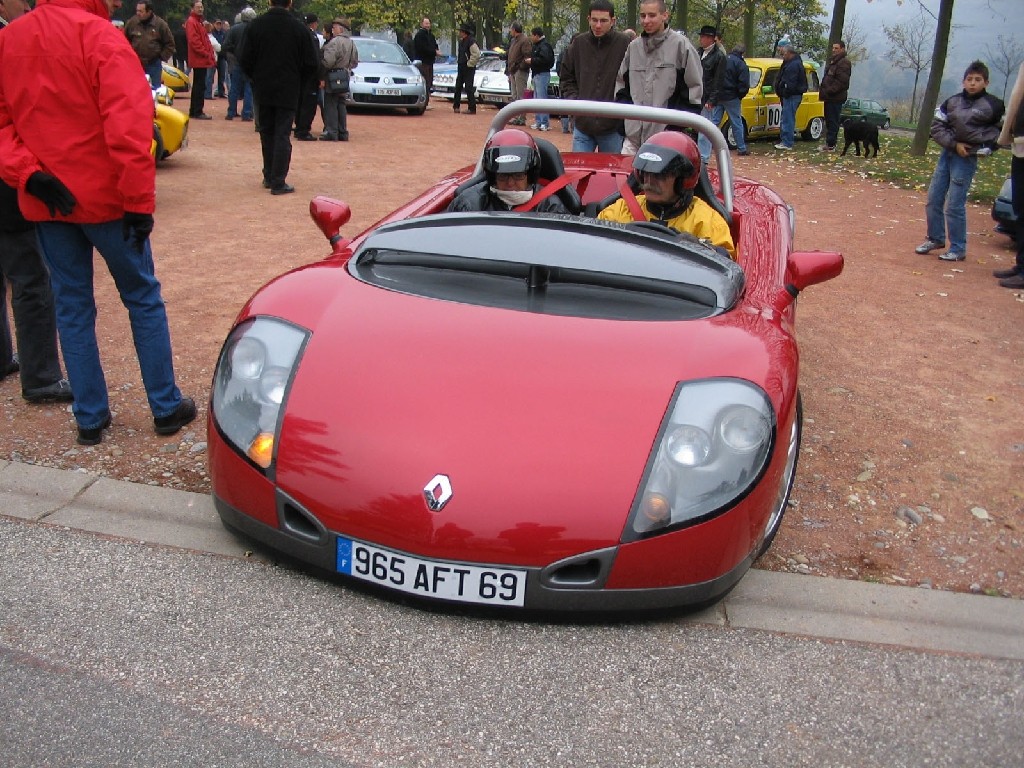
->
<box><xmin>25</xmin><ymin>172</ymin><xmax>77</xmax><ymax>217</ymax></box>
<box><xmin>955</xmin><ymin>141</ymin><xmax>970</xmax><ymax>157</ymax></box>
<box><xmin>122</xmin><ymin>211</ymin><xmax>155</xmax><ymax>251</ymax></box>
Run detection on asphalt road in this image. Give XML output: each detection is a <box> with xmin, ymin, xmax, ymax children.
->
<box><xmin>2</xmin><ymin>464</ymin><xmax>1023</xmax><ymax>767</ymax></box>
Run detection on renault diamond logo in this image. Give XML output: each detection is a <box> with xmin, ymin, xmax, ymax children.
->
<box><xmin>423</xmin><ymin>474</ymin><xmax>453</xmax><ymax>512</ymax></box>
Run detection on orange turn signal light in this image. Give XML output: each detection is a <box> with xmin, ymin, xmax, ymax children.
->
<box><xmin>247</xmin><ymin>432</ymin><xmax>275</xmax><ymax>469</ymax></box>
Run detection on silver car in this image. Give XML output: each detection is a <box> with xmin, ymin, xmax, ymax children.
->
<box><xmin>348</xmin><ymin>37</ymin><xmax>428</xmax><ymax>116</ymax></box>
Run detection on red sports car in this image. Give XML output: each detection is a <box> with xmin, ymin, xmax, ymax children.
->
<box><xmin>208</xmin><ymin>101</ymin><xmax>842</xmax><ymax>613</ymax></box>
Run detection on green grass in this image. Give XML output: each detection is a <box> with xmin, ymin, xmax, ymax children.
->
<box><xmin>760</xmin><ymin>134</ymin><xmax>1010</xmax><ymax>203</ymax></box>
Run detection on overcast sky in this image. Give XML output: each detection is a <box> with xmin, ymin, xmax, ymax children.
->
<box><xmin>830</xmin><ymin>0</ymin><xmax>1019</xmax><ymax>80</ymax></box>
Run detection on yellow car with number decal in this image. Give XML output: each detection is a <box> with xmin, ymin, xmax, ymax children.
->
<box><xmin>721</xmin><ymin>57</ymin><xmax>824</xmax><ymax>148</ymax></box>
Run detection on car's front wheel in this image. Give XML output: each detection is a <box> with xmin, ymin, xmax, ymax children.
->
<box><xmin>801</xmin><ymin>116</ymin><xmax>824</xmax><ymax>141</ymax></box>
<box><xmin>722</xmin><ymin>118</ymin><xmax>747</xmax><ymax>150</ymax></box>
<box><xmin>407</xmin><ymin>106</ymin><xmax>426</xmax><ymax>116</ymax></box>
<box><xmin>882</xmin><ymin>118</ymin><xmax>891</xmax><ymax>130</ymax></box>
<box><xmin>756</xmin><ymin>393</ymin><xmax>802</xmax><ymax>560</ymax></box>
<box><xmin>151</xmin><ymin>123</ymin><xmax>164</xmax><ymax>162</ymax></box>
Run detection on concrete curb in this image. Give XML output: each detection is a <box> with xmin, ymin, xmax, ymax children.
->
<box><xmin>3</xmin><ymin>460</ymin><xmax>1022</xmax><ymax>660</ymax></box>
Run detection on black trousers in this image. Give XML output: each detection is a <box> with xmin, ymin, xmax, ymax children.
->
<box><xmin>258</xmin><ymin>104</ymin><xmax>296</xmax><ymax>189</ymax></box>
<box><xmin>824</xmin><ymin>100</ymin><xmax>843</xmax><ymax>148</ymax></box>
<box><xmin>295</xmin><ymin>79</ymin><xmax>319</xmax><ymax>136</ymax></box>
<box><xmin>189</xmin><ymin>66</ymin><xmax>207</xmax><ymax>117</ymax></box>
<box><xmin>0</xmin><ymin>228</ymin><xmax>63</xmax><ymax>389</ymax></box>
<box><xmin>453</xmin><ymin>65</ymin><xmax>476</xmax><ymax>112</ymax></box>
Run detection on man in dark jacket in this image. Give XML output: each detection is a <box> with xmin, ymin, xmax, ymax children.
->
<box><xmin>819</xmin><ymin>40</ymin><xmax>852</xmax><ymax>151</ymax></box>
<box><xmin>696</xmin><ymin>24</ymin><xmax>726</xmax><ymax>163</ymax></box>
<box><xmin>717</xmin><ymin>43</ymin><xmax>750</xmax><ymax>155</ymax></box>
<box><xmin>221</xmin><ymin>7</ymin><xmax>255</xmax><ymax>120</ymax></box>
<box><xmin>558</xmin><ymin>0</ymin><xmax>631</xmax><ymax>152</ymax></box>
<box><xmin>0</xmin><ymin>0</ymin><xmax>72</xmax><ymax>404</ymax></box>
<box><xmin>240</xmin><ymin>0</ymin><xmax>319</xmax><ymax>195</ymax></box>
<box><xmin>124</xmin><ymin>1</ymin><xmax>175</xmax><ymax>88</ymax></box>
<box><xmin>293</xmin><ymin>13</ymin><xmax>322</xmax><ymax>141</ymax></box>
<box><xmin>773</xmin><ymin>38</ymin><xmax>806</xmax><ymax>150</ymax></box>
<box><xmin>412</xmin><ymin>17</ymin><xmax>440</xmax><ymax>90</ymax></box>
<box><xmin>526</xmin><ymin>27</ymin><xmax>555</xmax><ymax>131</ymax></box>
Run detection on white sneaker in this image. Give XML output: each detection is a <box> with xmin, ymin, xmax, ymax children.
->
<box><xmin>529</xmin><ymin>123</ymin><xmax>540</xmax><ymax>130</ymax></box>
<box><xmin>774</xmin><ymin>143</ymin><xmax>792</xmax><ymax>150</ymax></box>
<box><xmin>538</xmin><ymin>125</ymin><xmax>550</xmax><ymax>132</ymax></box>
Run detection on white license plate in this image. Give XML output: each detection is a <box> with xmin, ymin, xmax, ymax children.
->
<box><xmin>337</xmin><ymin>537</ymin><xmax>526</xmax><ymax>607</ymax></box>
<box><xmin>374</xmin><ymin>88</ymin><xmax>402</xmax><ymax>96</ymax></box>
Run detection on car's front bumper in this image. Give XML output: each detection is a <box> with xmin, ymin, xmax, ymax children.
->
<box><xmin>214</xmin><ymin>490</ymin><xmax>752</xmax><ymax>614</ymax></box>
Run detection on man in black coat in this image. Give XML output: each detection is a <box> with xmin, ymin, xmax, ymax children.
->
<box><xmin>819</xmin><ymin>40</ymin><xmax>852</xmax><ymax>151</ymax></box>
<box><xmin>240</xmin><ymin>0</ymin><xmax>319</xmax><ymax>195</ymax></box>
<box><xmin>412</xmin><ymin>17</ymin><xmax>440</xmax><ymax>91</ymax></box>
<box><xmin>696</xmin><ymin>24</ymin><xmax>726</xmax><ymax>163</ymax></box>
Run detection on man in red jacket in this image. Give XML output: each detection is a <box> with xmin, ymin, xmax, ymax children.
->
<box><xmin>0</xmin><ymin>0</ymin><xmax>196</xmax><ymax>446</ymax></box>
<box><xmin>184</xmin><ymin>0</ymin><xmax>215</xmax><ymax>118</ymax></box>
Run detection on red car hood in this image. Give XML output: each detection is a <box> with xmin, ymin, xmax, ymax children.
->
<box><xmin>273</xmin><ymin>276</ymin><xmax>777</xmax><ymax>567</ymax></box>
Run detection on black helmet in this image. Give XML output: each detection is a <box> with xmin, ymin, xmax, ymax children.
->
<box><xmin>482</xmin><ymin>128</ymin><xmax>541</xmax><ymax>184</ymax></box>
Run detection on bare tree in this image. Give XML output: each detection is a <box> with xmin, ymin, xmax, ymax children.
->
<box><xmin>985</xmin><ymin>35</ymin><xmax>1024</xmax><ymax>101</ymax></box>
<box><xmin>885</xmin><ymin>14</ymin><xmax>933</xmax><ymax>123</ymax></box>
<box><xmin>840</xmin><ymin>13</ymin><xmax>869</xmax><ymax>65</ymax></box>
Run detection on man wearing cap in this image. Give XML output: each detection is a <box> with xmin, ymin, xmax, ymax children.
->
<box><xmin>819</xmin><ymin>40</ymin><xmax>852</xmax><ymax>151</ymax></box>
<box><xmin>773</xmin><ymin>38</ymin><xmax>806</xmax><ymax>150</ymax></box>
<box><xmin>294</xmin><ymin>13</ymin><xmax>323</xmax><ymax>141</ymax></box>
<box><xmin>452</xmin><ymin>21</ymin><xmax>480</xmax><ymax>115</ymax></box>
<box><xmin>696</xmin><ymin>24</ymin><xmax>726</xmax><ymax>164</ymax></box>
<box><xmin>320</xmin><ymin>18</ymin><xmax>357</xmax><ymax>141</ymax></box>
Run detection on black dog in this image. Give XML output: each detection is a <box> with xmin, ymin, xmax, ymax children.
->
<box><xmin>840</xmin><ymin>119</ymin><xmax>880</xmax><ymax>158</ymax></box>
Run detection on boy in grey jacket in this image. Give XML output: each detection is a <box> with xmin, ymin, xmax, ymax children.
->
<box><xmin>915</xmin><ymin>61</ymin><xmax>1004</xmax><ymax>262</ymax></box>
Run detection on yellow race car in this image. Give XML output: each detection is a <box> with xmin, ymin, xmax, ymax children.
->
<box><xmin>721</xmin><ymin>57</ymin><xmax>825</xmax><ymax>147</ymax></box>
<box><xmin>152</xmin><ymin>85</ymin><xmax>189</xmax><ymax>162</ymax></box>
<box><xmin>161</xmin><ymin>62</ymin><xmax>190</xmax><ymax>92</ymax></box>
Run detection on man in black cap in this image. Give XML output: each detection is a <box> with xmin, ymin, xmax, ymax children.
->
<box><xmin>696</xmin><ymin>24</ymin><xmax>726</xmax><ymax>163</ymax></box>
<box><xmin>452</xmin><ymin>21</ymin><xmax>480</xmax><ymax>115</ymax></box>
<box><xmin>294</xmin><ymin>12</ymin><xmax>323</xmax><ymax>141</ymax></box>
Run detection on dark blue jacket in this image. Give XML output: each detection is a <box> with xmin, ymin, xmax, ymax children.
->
<box><xmin>720</xmin><ymin>50</ymin><xmax>750</xmax><ymax>102</ymax></box>
<box><xmin>774</xmin><ymin>54</ymin><xmax>807</xmax><ymax>99</ymax></box>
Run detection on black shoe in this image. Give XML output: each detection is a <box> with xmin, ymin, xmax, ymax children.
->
<box><xmin>225</xmin><ymin>115</ymin><xmax>235</xmax><ymax>120</ymax></box>
<box><xmin>738</xmin><ymin>150</ymin><xmax>750</xmax><ymax>156</ymax></box>
<box><xmin>241</xmin><ymin>117</ymin><xmax>254</xmax><ymax>122</ymax></box>
<box><xmin>192</xmin><ymin>113</ymin><xmax>213</xmax><ymax>120</ymax></box>
<box><xmin>262</xmin><ymin>179</ymin><xmax>271</xmax><ymax>189</ymax></box>
<box><xmin>992</xmin><ymin>267</ymin><xmax>1021</xmax><ymax>279</ymax></box>
<box><xmin>270</xmin><ymin>184</ymin><xmax>295</xmax><ymax>195</ymax></box>
<box><xmin>23</xmin><ymin>378</ymin><xmax>74</xmax><ymax>403</ymax></box>
<box><xmin>77</xmin><ymin>414</ymin><xmax>111</xmax><ymax>446</ymax></box>
<box><xmin>319</xmin><ymin>133</ymin><xmax>337</xmax><ymax>141</ymax></box>
<box><xmin>453</xmin><ymin>106</ymin><xmax>461</xmax><ymax>113</ymax></box>
<box><xmin>295</xmin><ymin>133</ymin><xmax>316</xmax><ymax>141</ymax></box>
<box><xmin>154</xmin><ymin>396</ymin><xmax>197</xmax><ymax>436</ymax></box>
<box><xmin>339</xmin><ymin>135</ymin><xmax>349</xmax><ymax>142</ymax></box>
<box><xmin>466</xmin><ymin>110</ymin><xmax>477</xmax><ymax>115</ymax></box>
<box><xmin>999</xmin><ymin>273</ymin><xmax>1024</xmax><ymax>289</ymax></box>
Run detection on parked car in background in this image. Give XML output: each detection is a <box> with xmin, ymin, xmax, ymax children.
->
<box><xmin>719</xmin><ymin>57</ymin><xmax>824</xmax><ymax>148</ymax></box>
<box><xmin>477</xmin><ymin>60</ymin><xmax>561</xmax><ymax>106</ymax></box>
<box><xmin>432</xmin><ymin>53</ymin><xmax>504</xmax><ymax>101</ymax></box>
<box><xmin>992</xmin><ymin>177</ymin><xmax>1017</xmax><ymax>240</ymax></box>
<box><xmin>348</xmin><ymin>37</ymin><xmax>428</xmax><ymax>116</ymax></box>
<box><xmin>841</xmin><ymin>98</ymin><xmax>891</xmax><ymax>129</ymax></box>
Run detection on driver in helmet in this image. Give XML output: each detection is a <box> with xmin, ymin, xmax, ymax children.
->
<box><xmin>598</xmin><ymin>131</ymin><xmax>735</xmax><ymax>259</ymax></box>
<box><xmin>448</xmin><ymin>128</ymin><xmax>570</xmax><ymax>214</ymax></box>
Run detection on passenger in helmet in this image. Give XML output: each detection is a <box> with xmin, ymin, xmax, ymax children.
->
<box><xmin>448</xmin><ymin>128</ymin><xmax>571</xmax><ymax>213</ymax></box>
<box><xmin>597</xmin><ymin>131</ymin><xmax>735</xmax><ymax>259</ymax></box>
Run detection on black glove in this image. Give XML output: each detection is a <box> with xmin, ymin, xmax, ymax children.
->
<box><xmin>25</xmin><ymin>171</ymin><xmax>77</xmax><ymax>217</ymax></box>
<box><xmin>122</xmin><ymin>211</ymin><xmax>154</xmax><ymax>251</ymax></box>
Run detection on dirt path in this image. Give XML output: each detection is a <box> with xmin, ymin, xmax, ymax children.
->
<box><xmin>2</xmin><ymin>97</ymin><xmax>1021</xmax><ymax>599</ymax></box>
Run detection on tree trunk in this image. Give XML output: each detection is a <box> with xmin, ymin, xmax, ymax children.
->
<box><xmin>829</xmin><ymin>0</ymin><xmax>847</xmax><ymax>48</ymax></box>
<box><xmin>674</xmin><ymin>0</ymin><xmax>688</xmax><ymax>35</ymax></box>
<box><xmin>911</xmin><ymin>0</ymin><xmax>954</xmax><ymax>156</ymax></box>
<box><xmin>911</xmin><ymin>72</ymin><xmax>921</xmax><ymax>123</ymax></box>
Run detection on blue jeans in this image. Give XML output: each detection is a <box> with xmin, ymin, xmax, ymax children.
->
<box><xmin>925</xmin><ymin>148</ymin><xmax>978</xmax><ymax>257</ymax></box>
<box><xmin>720</xmin><ymin>98</ymin><xmax>746</xmax><ymax>152</ymax></box>
<box><xmin>697</xmin><ymin>104</ymin><xmax>724</xmax><ymax>161</ymax></box>
<box><xmin>144</xmin><ymin>58</ymin><xmax>163</xmax><ymax>89</ymax></box>
<box><xmin>572</xmin><ymin>127</ymin><xmax>623</xmax><ymax>153</ymax></box>
<box><xmin>531</xmin><ymin>71</ymin><xmax>550</xmax><ymax>128</ymax></box>
<box><xmin>35</xmin><ymin>220</ymin><xmax>183</xmax><ymax>429</ymax></box>
<box><xmin>227</xmin><ymin>64</ymin><xmax>253</xmax><ymax>119</ymax></box>
<box><xmin>780</xmin><ymin>95</ymin><xmax>801</xmax><ymax>147</ymax></box>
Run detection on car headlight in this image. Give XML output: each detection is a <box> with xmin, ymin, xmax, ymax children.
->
<box><xmin>211</xmin><ymin>317</ymin><xmax>308</xmax><ymax>472</ymax></box>
<box><xmin>408</xmin><ymin>75</ymin><xmax>423</xmax><ymax>85</ymax></box>
<box><xmin>351</xmin><ymin>73</ymin><xmax>366</xmax><ymax>83</ymax></box>
<box><xmin>624</xmin><ymin>379</ymin><xmax>775</xmax><ymax>540</ymax></box>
